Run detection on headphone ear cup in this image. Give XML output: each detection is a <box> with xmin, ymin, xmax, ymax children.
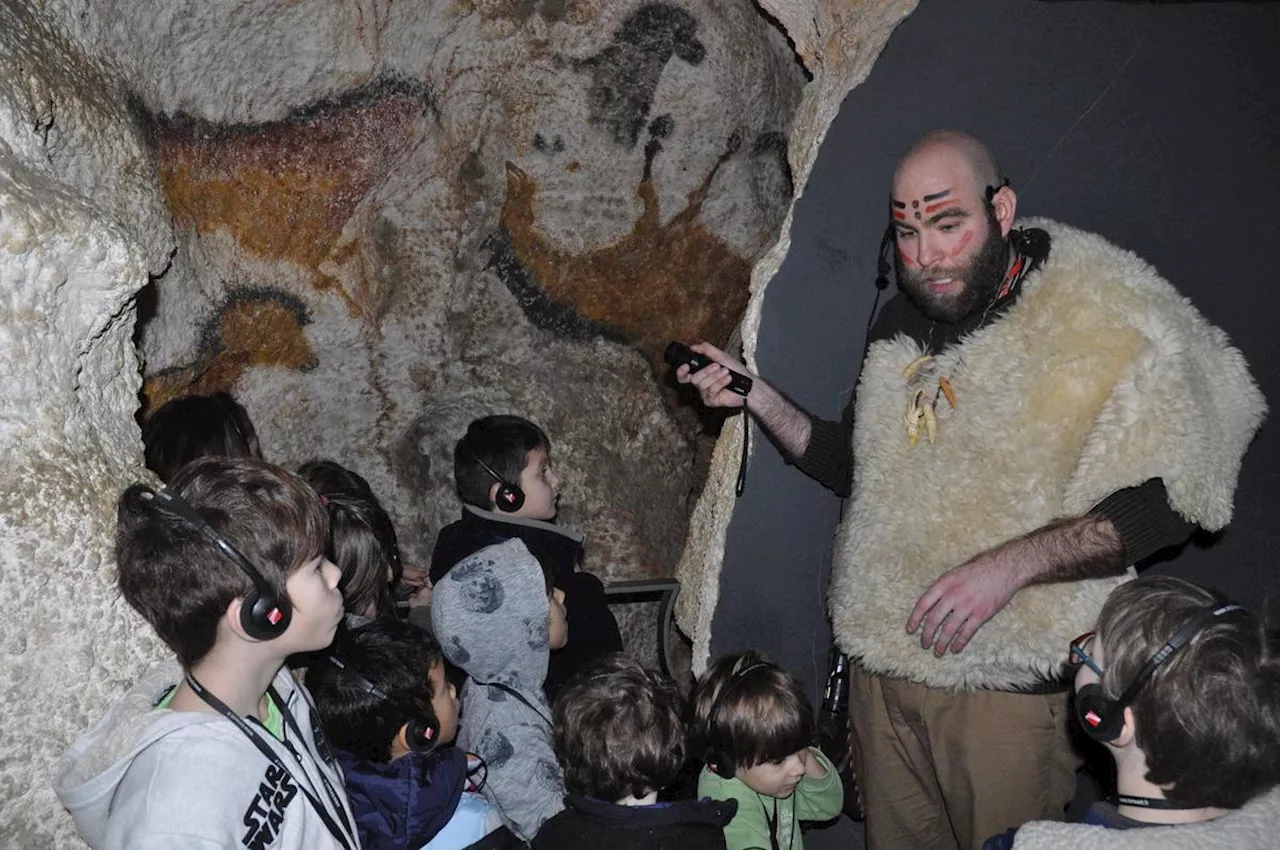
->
<box><xmin>1075</xmin><ymin>683</ymin><xmax>1124</xmax><ymax>743</ymax></box>
<box><xmin>406</xmin><ymin>717</ymin><xmax>442</xmax><ymax>753</ymax></box>
<box><xmin>494</xmin><ymin>483</ymin><xmax>525</xmax><ymax>513</ymax></box>
<box><xmin>705</xmin><ymin>747</ymin><xmax>736</xmax><ymax>781</ymax></box>
<box><xmin>240</xmin><ymin>589</ymin><xmax>291</xmax><ymax>641</ymax></box>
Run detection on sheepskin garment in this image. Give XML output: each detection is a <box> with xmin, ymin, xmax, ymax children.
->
<box><xmin>829</xmin><ymin>218</ymin><xmax>1266</xmax><ymax>691</ymax></box>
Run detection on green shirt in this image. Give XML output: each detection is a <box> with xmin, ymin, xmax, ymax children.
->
<box><xmin>156</xmin><ymin>685</ymin><xmax>284</xmax><ymax>740</ymax></box>
<box><xmin>697</xmin><ymin>747</ymin><xmax>843</xmax><ymax>850</ymax></box>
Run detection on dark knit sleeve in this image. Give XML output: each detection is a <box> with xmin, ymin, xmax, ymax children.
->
<box><xmin>793</xmin><ymin>409</ymin><xmax>855</xmax><ymax>497</ymax></box>
<box><xmin>1090</xmin><ymin>479</ymin><xmax>1196</xmax><ymax>566</ymax></box>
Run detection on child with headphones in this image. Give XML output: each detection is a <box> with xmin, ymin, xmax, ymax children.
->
<box><xmin>299</xmin><ymin>459</ymin><xmax>412</xmax><ymax>626</ymax></box>
<box><xmin>431</xmin><ymin>537</ymin><xmax>570</xmax><ymax>841</ymax></box>
<box><xmin>306</xmin><ymin>618</ymin><xmax>512</xmax><ymax>849</ymax></box>
<box><xmin>693</xmin><ymin>651</ymin><xmax>844</xmax><ymax>850</ymax></box>
<box><xmin>430</xmin><ymin>414</ymin><xmax>621</xmax><ymax>699</ymax></box>
<box><xmin>534</xmin><ymin>652</ymin><xmax>737</xmax><ymax>849</ymax></box>
<box><xmin>54</xmin><ymin>457</ymin><xmax>358</xmax><ymax>849</ymax></box>
<box><xmin>141</xmin><ymin>390</ymin><xmax>262</xmax><ymax>483</ymax></box>
<box><xmin>983</xmin><ymin>575</ymin><xmax>1280</xmax><ymax>849</ymax></box>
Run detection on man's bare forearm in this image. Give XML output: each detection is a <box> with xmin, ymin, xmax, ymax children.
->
<box><xmin>744</xmin><ymin>378</ymin><xmax>812</xmax><ymax>459</ymax></box>
<box><xmin>1015</xmin><ymin>514</ymin><xmax>1128</xmax><ymax>587</ymax></box>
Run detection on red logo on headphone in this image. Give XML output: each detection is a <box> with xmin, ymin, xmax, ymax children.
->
<box><xmin>1085</xmin><ymin>709</ymin><xmax>1102</xmax><ymax>727</ymax></box>
<box><xmin>268</xmin><ymin>608</ymin><xmax>284</xmax><ymax>625</ymax></box>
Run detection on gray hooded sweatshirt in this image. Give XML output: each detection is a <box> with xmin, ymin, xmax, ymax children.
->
<box><xmin>53</xmin><ymin>661</ymin><xmax>358</xmax><ymax>850</ymax></box>
<box><xmin>430</xmin><ymin>537</ymin><xmax>565</xmax><ymax>841</ymax></box>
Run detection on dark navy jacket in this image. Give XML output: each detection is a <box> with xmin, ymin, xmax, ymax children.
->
<box><xmin>336</xmin><ymin>744</ymin><xmax>468</xmax><ymax>850</ymax></box>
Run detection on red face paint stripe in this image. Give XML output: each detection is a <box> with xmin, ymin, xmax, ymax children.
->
<box><xmin>925</xmin><ymin>200</ymin><xmax>960</xmax><ymax>214</ymax></box>
<box><xmin>897</xmin><ymin>246</ymin><xmax>916</xmax><ymax>267</ymax></box>
<box><xmin>947</xmin><ymin>230</ymin><xmax>974</xmax><ymax>258</ymax></box>
<box><xmin>893</xmin><ymin>211</ymin><xmax>906</xmax><ymax>220</ymax></box>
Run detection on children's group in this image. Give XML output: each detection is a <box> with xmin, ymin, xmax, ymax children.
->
<box><xmin>52</xmin><ymin>392</ymin><xmax>1280</xmax><ymax>850</ymax></box>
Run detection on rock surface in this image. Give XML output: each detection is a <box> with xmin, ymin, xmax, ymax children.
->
<box><xmin>675</xmin><ymin>0</ymin><xmax>918</xmax><ymax>674</ymax></box>
<box><xmin>0</xmin><ymin>4</ymin><xmax>173</xmax><ymax>846</ymax></box>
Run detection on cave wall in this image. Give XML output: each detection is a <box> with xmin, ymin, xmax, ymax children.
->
<box><xmin>118</xmin><ymin>0</ymin><xmax>810</xmax><ymax>614</ymax></box>
<box><xmin>0</xmin><ymin>0</ymin><xmax>914</xmax><ymax>844</ymax></box>
<box><xmin>0</xmin><ymin>3</ymin><xmax>174</xmax><ymax>845</ymax></box>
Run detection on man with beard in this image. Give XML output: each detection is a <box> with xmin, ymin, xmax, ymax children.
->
<box><xmin>677</xmin><ymin>131</ymin><xmax>1265</xmax><ymax>850</ymax></box>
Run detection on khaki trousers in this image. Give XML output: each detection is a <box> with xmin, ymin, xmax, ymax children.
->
<box><xmin>850</xmin><ymin>663</ymin><xmax>1079</xmax><ymax>850</ymax></box>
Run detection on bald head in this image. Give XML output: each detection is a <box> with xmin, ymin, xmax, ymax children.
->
<box><xmin>889</xmin><ymin>131</ymin><xmax>1018</xmax><ymax>323</ymax></box>
<box><xmin>894</xmin><ymin>130</ymin><xmax>1003</xmax><ymax>199</ymax></box>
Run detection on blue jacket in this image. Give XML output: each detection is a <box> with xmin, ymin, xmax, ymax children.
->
<box><xmin>337</xmin><ymin>744</ymin><xmax>469</xmax><ymax>850</ymax></box>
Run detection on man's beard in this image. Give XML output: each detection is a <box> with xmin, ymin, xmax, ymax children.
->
<box><xmin>895</xmin><ymin>219</ymin><xmax>1010</xmax><ymax>324</ymax></box>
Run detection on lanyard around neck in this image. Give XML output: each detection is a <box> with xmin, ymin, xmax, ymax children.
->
<box><xmin>757</xmin><ymin>792</ymin><xmax>795</xmax><ymax>850</ymax></box>
<box><xmin>183</xmin><ymin>672</ymin><xmax>356</xmax><ymax>850</ymax></box>
<box><xmin>1115</xmin><ymin>794</ymin><xmax>1200</xmax><ymax>811</ymax></box>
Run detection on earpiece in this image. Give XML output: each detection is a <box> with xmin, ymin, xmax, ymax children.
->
<box><xmin>472</xmin><ymin>455</ymin><xmax>524</xmax><ymax>513</ymax></box>
<box><xmin>405</xmin><ymin>717</ymin><xmax>442</xmax><ymax>753</ymax></box>
<box><xmin>704</xmin><ymin>661</ymin><xmax>772</xmax><ymax>780</ymax></box>
<box><xmin>984</xmin><ymin>177</ymin><xmax>1011</xmax><ymax>204</ymax></box>
<box><xmin>149</xmin><ymin>487</ymin><xmax>291</xmax><ymax>641</ymax></box>
<box><xmin>326</xmin><ymin>656</ymin><xmax>442</xmax><ymax>753</ymax></box>
<box><xmin>1075</xmin><ymin>602</ymin><xmax>1245</xmax><ymax>743</ymax></box>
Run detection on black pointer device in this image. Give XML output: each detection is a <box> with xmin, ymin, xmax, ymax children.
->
<box><xmin>665</xmin><ymin>342</ymin><xmax>753</xmax><ymax>397</ymax></box>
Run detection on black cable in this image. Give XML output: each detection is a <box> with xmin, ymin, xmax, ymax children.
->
<box><xmin>735</xmin><ymin>413</ymin><xmax>750</xmax><ymax>498</ymax></box>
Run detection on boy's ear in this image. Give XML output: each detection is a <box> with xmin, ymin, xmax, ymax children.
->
<box><xmin>1112</xmin><ymin>706</ymin><xmax>1139</xmax><ymax>749</ymax></box>
<box><xmin>487</xmin><ymin>481</ymin><xmax>501</xmax><ymax>510</ymax></box>
<box><xmin>390</xmin><ymin>723</ymin><xmax>412</xmax><ymax>760</ymax></box>
<box><xmin>223</xmin><ymin>597</ymin><xmax>259</xmax><ymax>643</ymax></box>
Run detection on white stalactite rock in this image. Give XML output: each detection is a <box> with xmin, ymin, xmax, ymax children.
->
<box><xmin>674</xmin><ymin>0</ymin><xmax>919</xmax><ymax>674</ymax></box>
<box><xmin>0</xmin><ymin>3</ymin><xmax>174</xmax><ymax>847</ymax></box>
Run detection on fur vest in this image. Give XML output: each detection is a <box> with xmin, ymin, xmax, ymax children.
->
<box><xmin>829</xmin><ymin>218</ymin><xmax>1265</xmax><ymax>690</ymax></box>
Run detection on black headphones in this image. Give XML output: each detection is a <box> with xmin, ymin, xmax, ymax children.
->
<box><xmin>472</xmin><ymin>455</ymin><xmax>524</xmax><ymax>513</ymax></box>
<box><xmin>149</xmin><ymin>487</ymin><xmax>292</xmax><ymax>641</ymax></box>
<box><xmin>1075</xmin><ymin>602</ymin><xmax>1245</xmax><ymax>742</ymax></box>
<box><xmin>326</xmin><ymin>656</ymin><xmax>442</xmax><ymax>753</ymax></box>
<box><xmin>704</xmin><ymin>661</ymin><xmax>772</xmax><ymax>780</ymax></box>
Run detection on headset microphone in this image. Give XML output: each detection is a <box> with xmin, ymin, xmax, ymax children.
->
<box><xmin>874</xmin><ymin>223</ymin><xmax>894</xmax><ymax>291</ymax></box>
